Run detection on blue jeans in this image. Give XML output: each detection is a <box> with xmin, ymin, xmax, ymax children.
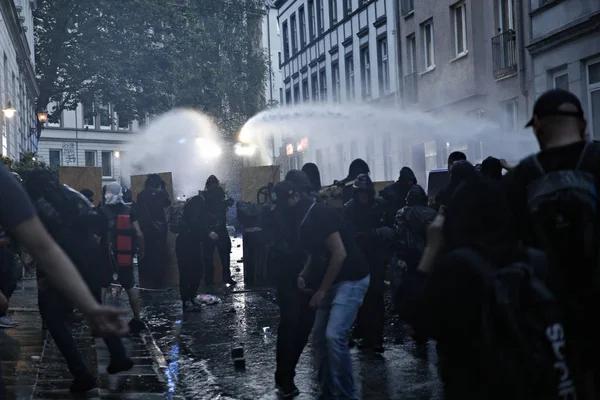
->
<box><xmin>313</xmin><ymin>276</ymin><xmax>370</xmax><ymax>400</ymax></box>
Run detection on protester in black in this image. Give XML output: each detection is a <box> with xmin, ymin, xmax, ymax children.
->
<box><xmin>202</xmin><ymin>175</ymin><xmax>235</xmax><ymax>286</ymax></box>
<box><xmin>136</xmin><ymin>174</ymin><xmax>171</xmax><ymax>288</ymax></box>
<box><xmin>301</xmin><ymin>163</ymin><xmax>322</xmax><ymax>195</ymax></box>
<box><xmin>272</xmin><ymin>180</ymin><xmax>369</xmax><ymax>399</ymax></box>
<box><xmin>433</xmin><ymin>160</ymin><xmax>475</xmax><ymax>212</ymax></box>
<box><xmin>176</xmin><ymin>190</ymin><xmax>209</xmax><ymax>310</ymax></box>
<box><xmin>24</xmin><ymin>170</ymin><xmax>133</xmax><ymax>393</ymax></box>
<box><xmin>480</xmin><ymin>156</ymin><xmax>503</xmax><ymax>180</ymax></box>
<box><xmin>380</xmin><ymin>167</ymin><xmax>418</xmax><ymax>213</ymax></box>
<box><xmin>343</xmin><ymin>174</ymin><xmax>389</xmax><ymax>352</ymax></box>
<box><xmin>503</xmin><ymin>89</ymin><xmax>600</xmax><ymax>394</ymax></box>
<box><xmin>269</xmin><ymin>171</ymin><xmax>316</xmax><ymax>398</ymax></box>
<box><xmin>99</xmin><ymin>182</ymin><xmax>144</xmax><ymax>333</ymax></box>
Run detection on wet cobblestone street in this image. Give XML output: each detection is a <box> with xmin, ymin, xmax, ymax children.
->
<box><xmin>2</xmin><ymin>237</ymin><xmax>443</xmax><ymax>399</ymax></box>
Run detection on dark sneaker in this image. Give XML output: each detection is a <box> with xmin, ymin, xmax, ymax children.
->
<box><xmin>70</xmin><ymin>373</ymin><xmax>97</xmax><ymax>393</ymax></box>
<box><xmin>278</xmin><ymin>383</ymin><xmax>300</xmax><ymax>398</ymax></box>
<box><xmin>183</xmin><ymin>300</ymin><xmax>201</xmax><ymax>312</ymax></box>
<box><xmin>107</xmin><ymin>358</ymin><xmax>134</xmax><ymax>374</ymax></box>
<box><xmin>128</xmin><ymin>319</ymin><xmax>145</xmax><ymax>335</ymax></box>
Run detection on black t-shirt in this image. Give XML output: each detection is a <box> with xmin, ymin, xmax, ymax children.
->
<box><xmin>299</xmin><ymin>201</ymin><xmax>369</xmax><ymax>286</ymax></box>
<box><xmin>503</xmin><ymin>141</ymin><xmax>599</xmax><ymax>247</ymax></box>
<box><xmin>0</xmin><ymin>162</ymin><xmax>36</xmax><ymax>230</ymax></box>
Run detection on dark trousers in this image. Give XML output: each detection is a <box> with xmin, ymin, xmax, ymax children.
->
<box><xmin>275</xmin><ymin>280</ymin><xmax>316</xmax><ymax>385</ymax></box>
<box><xmin>0</xmin><ymin>247</ymin><xmax>18</xmax><ymax>319</ymax></box>
<box><xmin>354</xmin><ymin>256</ymin><xmax>385</xmax><ymax>346</ymax></box>
<box><xmin>176</xmin><ymin>234</ymin><xmax>203</xmax><ymax>303</ymax></box>
<box><xmin>141</xmin><ymin>231</ymin><xmax>168</xmax><ymax>288</ymax></box>
<box><xmin>38</xmin><ymin>287</ymin><xmax>127</xmax><ymax>379</ymax></box>
<box><xmin>203</xmin><ymin>237</ymin><xmax>232</xmax><ymax>285</ymax></box>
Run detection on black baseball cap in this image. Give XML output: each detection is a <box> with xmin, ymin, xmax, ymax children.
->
<box><xmin>525</xmin><ymin>89</ymin><xmax>585</xmax><ymax>127</ymax></box>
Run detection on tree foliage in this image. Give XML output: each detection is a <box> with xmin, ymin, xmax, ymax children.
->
<box><xmin>2</xmin><ymin>152</ymin><xmax>58</xmax><ymax>182</ymax></box>
<box><xmin>35</xmin><ymin>0</ymin><xmax>268</xmax><ymax>138</ymax></box>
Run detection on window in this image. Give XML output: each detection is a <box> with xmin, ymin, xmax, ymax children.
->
<box><xmin>302</xmin><ymin>79</ymin><xmax>310</xmax><ymax>102</ymax></box>
<box><xmin>118</xmin><ymin>115</ymin><xmax>130</xmax><ymax>130</ymax></box>
<box><xmin>282</xmin><ymin>21</ymin><xmax>290</xmax><ymax>60</ymax></box>
<box><xmin>360</xmin><ymin>46</ymin><xmax>371</xmax><ymax>100</ymax></box>
<box><xmin>83</xmin><ymin>102</ymin><xmax>95</xmax><ymax>127</ymax></box>
<box><xmin>332</xmin><ymin>63</ymin><xmax>341</xmax><ymax>102</ymax></box>
<box><xmin>345</xmin><ymin>54</ymin><xmax>355</xmax><ymax>100</ymax></box>
<box><xmin>285</xmin><ymin>88</ymin><xmax>292</xmax><ymax>104</ymax></box>
<box><xmin>280</xmin><ymin>88</ymin><xmax>284</xmax><ymax>104</ymax></box>
<box><xmin>85</xmin><ymin>151</ymin><xmax>96</xmax><ymax>167</ymax></box>
<box><xmin>588</xmin><ymin>60</ymin><xmax>600</xmax><ymax>140</ymax></box>
<box><xmin>406</xmin><ymin>34</ymin><xmax>417</xmax><ymax>73</ymax></box>
<box><xmin>421</xmin><ymin>20</ymin><xmax>435</xmax><ymax>70</ymax></box>
<box><xmin>308</xmin><ymin>0</ymin><xmax>316</xmax><ymax>40</ymax></box>
<box><xmin>102</xmin><ymin>151</ymin><xmax>113</xmax><ymax>177</ymax></box>
<box><xmin>49</xmin><ymin>150</ymin><xmax>61</xmax><ymax>167</ymax></box>
<box><xmin>319</xmin><ymin>68</ymin><xmax>327</xmax><ymax>101</ymax></box>
<box><xmin>553</xmin><ymin>71</ymin><xmax>569</xmax><ymax>91</ymax></box>
<box><xmin>383</xmin><ymin>134</ymin><xmax>392</xmax><ymax>181</ymax></box>
<box><xmin>317</xmin><ymin>0</ymin><xmax>324</xmax><ymax>34</ymax></box>
<box><xmin>299</xmin><ymin>6</ymin><xmax>307</xmax><ymax>47</ymax></box>
<box><xmin>498</xmin><ymin>0</ymin><xmax>514</xmax><ymax>32</ymax></box>
<box><xmin>366</xmin><ymin>138</ymin><xmax>375</xmax><ymax>175</ymax></box>
<box><xmin>401</xmin><ymin>0</ymin><xmax>414</xmax><ymax>15</ymax></box>
<box><xmin>99</xmin><ymin>104</ymin><xmax>111</xmax><ymax>128</ymax></box>
<box><xmin>290</xmin><ymin>14</ymin><xmax>298</xmax><ymax>54</ymax></box>
<box><xmin>503</xmin><ymin>99</ymin><xmax>518</xmax><ymax>132</ymax></box>
<box><xmin>316</xmin><ymin>149</ymin><xmax>323</xmax><ymax>171</ymax></box>
<box><xmin>453</xmin><ymin>2</ymin><xmax>467</xmax><ymax>56</ymax></box>
<box><xmin>343</xmin><ymin>0</ymin><xmax>352</xmax><ymax>17</ymax></box>
<box><xmin>293</xmin><ymin>83</ymin><xmax>301</xmax><ymax>103</ymax></box>
<box><xmin>311</xmin><ymin>73</ymin><xmax>319</xmax><ymax>101</ymax></box>
<box><xmin>377</xmin><ymin>37</ymin><xmax>390</xmax><ymax>94</ymax></box>
<box><xmin>330</xmin><ymin>0</ymin><xmax>338</xmax><ymax>25</ymax></box>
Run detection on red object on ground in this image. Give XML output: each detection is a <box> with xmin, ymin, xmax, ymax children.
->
<box><xmin>116</xmin><ymin>215</ymin><xmax>132</xmax><ymax>266</ymax></box>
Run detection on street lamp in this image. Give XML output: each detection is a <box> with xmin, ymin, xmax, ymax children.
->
<box><xmin>37</xmin><ymin>110</ymin><xmax>48</xmax><ymax>124</ymax></box>
<box><xmin>2</xmin><ymin>101</ymin><xmax>16</xmax><ymax>119</ymax></box>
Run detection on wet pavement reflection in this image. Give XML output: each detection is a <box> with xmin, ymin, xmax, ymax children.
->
<box><xmin>141</xmin><ymin>236</ymin><xmax>443</xmax><ymax>399</ymax></box>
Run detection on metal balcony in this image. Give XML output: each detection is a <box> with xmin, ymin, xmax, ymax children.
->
<box><xmin>492</xmin><ymin>29</ymin><xmax>517</xmax><ymax>79</ymax></box>
<box><xmin>403</xmin><ymin>72</ymin><xmax>418</xmax><ymax>104</ymax></box>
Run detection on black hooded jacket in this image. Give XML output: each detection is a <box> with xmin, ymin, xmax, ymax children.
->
<box><xmin>380</xmin><ymin>167</ymin><xmax>418</xmax><ymax>225</ymax></box>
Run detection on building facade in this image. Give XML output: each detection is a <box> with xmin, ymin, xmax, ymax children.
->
<box><xmin>38</xmin><ymin>103</ymin><xmax>141</xmax><ymax>185</ymax></box>
<box><xmin>0</xmin><ymin>0</ymin><xmax>39</xmax><ymax>160</ymax></box>
<box><xmin>274</xmin><ymin>0</ymin><xmax>537</xmax><ymax>186</ymax></box>
<box><xmin>527</xmin><ymin>0</ymin><xmax>600</xmax><ymax>139</ymax></box>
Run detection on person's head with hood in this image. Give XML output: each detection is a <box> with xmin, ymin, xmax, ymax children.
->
<box><xmin>271</xmin><ymin>180</ymin><xmax>304</xmax><ymax>213</ymax></box>
<box><xmin>480</xmin><ymin>156</ymin><xmax>503</xmax><ymax>180</ymax></box>
<box><xmin>301</xmin><ymin>163</ymin><xmax>322</xmax><ymax>192</ymax></box>
<box><xmin>25</xmin><ymin>169</ymin><xmax>60</xmax><ymax>201</ymax></box>
<box><xmin>405</xmin><ymin>184</ymin><xmax>428</xmax><ymax>207</ymax></box>
<box><xmin>352</xmin><ymin>173</ymin><xmax>375</xmax><ymax>206</ymax></box>
<box><xmin>443</xmin><ymin>175</ymin><xmax>518</xmax><ymax>264</ymax></box>
<box><xmin>145</xmin><ymin>174</ymin><xmax>164</xmax><ymax>191</ymax></box>
<box><xmin>104</xmin><ymin>182</ymin><xmax>125</xmax><ymax>205</ymax></box>
<box><xmin>205</xmin><ymin>175</ymin><xmax>220</xmax><ymax>190</ymax></box>
<box><xmin>285</xmin><ymin>170</ymin><xmax>312</xmax><ymax>194</ymax></box>
<box><xmin>447</xmin><ymin>151</ymin><xmax>467</xmax><ymax>171</ymax></box>
<box><xmin>449</xmin><ymin>160</ymin><xmax>475</xmax><ymax>188</ymax></box>
<box><xmin>347</xmin><ymin>158</ymin><xmax>370</xmax><ymax>180</ymax></box>
<box><xmin>80</xmin><ymin>189</ymin><xmax>94</xmax><ymax>204</ymax></box>
<box><xmin>397</xmin><ymin>167</ymin><xmax>417</xmax><ymax>189</ymax></box>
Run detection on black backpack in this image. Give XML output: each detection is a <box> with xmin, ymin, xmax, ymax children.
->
<box><xmin>522</xmin><ymin>142</ymin><xmax>600</xmax><ymax>289</ymax></box>
<box><xmin>448</xmin><ymin>248</ymin><xmax>582</xmax><ymax>400</ymax></box>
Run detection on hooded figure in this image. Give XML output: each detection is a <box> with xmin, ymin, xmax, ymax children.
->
<box><xmin>337</xmin><ymin>159</ymin><xmax>371</xmax><ymax>204</ymax></box>
<box><xmin>301</xmin><ymin>163</ymin><xmax>322</xmax><ymax>193</ymax></box>
<box><xmin>285</xmin><ymin>170</ymin><xmax>313</xmax><ymax>194</ymax></box>
<box><xmin>380</xmin><ymin>167</ymin><xmax>418</xmax><ymax>216</ymax></box>
<box><xmin>104</xmin><ymin>183</ymin><xmax>124</xmax><ymax>205</ymax></box>
<box><xmin>433</xmin><ymin>160</ymin><xmax>475</xmax><ymax>212</ymax></box>
<box><xmin>480</xmin><ymin>156</ymin><xmax>503</xmax><ymax>180</ymax></box>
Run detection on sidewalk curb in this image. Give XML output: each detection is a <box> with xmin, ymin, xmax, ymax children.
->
<box><xmin>140</xmin><ymin>324</ymin><xmax>169</xmax><ymax>384</ymax></box>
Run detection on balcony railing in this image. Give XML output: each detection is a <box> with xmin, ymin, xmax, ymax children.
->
<box><xmin>492</xmin><ymin>29</ymin><xmax>517</xmax><ymax>79</ymax></box>
<box><xmin>403</xmin><ymin>72</ymin><xmax>418</xmax><ymax>104</ymax></box>
<box><xmin>401</xmin><ymin>0</ymin><xmax>414</xmax><ymax>16</ymax></box>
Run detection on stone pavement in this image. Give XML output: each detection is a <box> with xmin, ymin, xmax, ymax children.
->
<box><xmin>1</xmin><ymin>279</ymin><xmax>176</xmax><ymax>399</ymax></box>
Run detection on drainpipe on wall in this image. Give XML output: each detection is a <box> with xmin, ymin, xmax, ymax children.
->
<box><xmin>515</xmin><ymin>0</ymin><xmax>529</xmax><ymax>114</ymax></box>
<box><xmin>393</xmin><ymin>0</ymin><xmax>403</xmax><ymax>108</ymax></box>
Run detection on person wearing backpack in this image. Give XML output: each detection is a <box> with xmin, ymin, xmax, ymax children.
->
<box><xmin>403</xmin><ymin>176</ymin><xmax>583</xmax><ymax>399</ymax></box>
<box><xmin>393</xmin><ymin>184</ymin><xmax>436</xmax><ymax>323</ymax></box>
<box><xmin>24</xmin><ymin>170</ymin><xmax>133</xmax><ymax>393</ymax></box>
<box><xmin>99</xmin><ymin>182</ymin><xmax>145</xmax><ymax>334</ymax></box>
<box><xmin>343</xmin><ymin>173</ymin><xmax>390</xmax><ymax>353</ymax></box>
<box><xmin>503</xmin><ymin>88</ymin><xmax>600</xmax><ymax>396</ymax></box>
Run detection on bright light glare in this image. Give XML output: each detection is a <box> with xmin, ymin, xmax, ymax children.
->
<box><xmin>234</xmin><ymin>143</ymin><xmax>257</xmax><ymax>157</ymax></box>
<box><xmin>196</xmin><ymin>137</ymin><xmax>222</xmax><ymax>160</ymax></box>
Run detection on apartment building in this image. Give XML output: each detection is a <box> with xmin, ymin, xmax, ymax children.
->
<box><xmin>275</xmin><ymin>0</ymin><xmax>403</xmax><ymax>184</ymax></box>
<box><xmin>527</xmin><ymin>0</ymin><xmax>600</xmax><ymax>139</ymax></box>
<box><xmin>0</xmin><ymin>0</ymin><xmax>39</xmax><ymax>160</ymax></box>
<box><xmin>38</xmin><ymin>103</ymin><xmax>141</xmax><ymax>185</ymax></box>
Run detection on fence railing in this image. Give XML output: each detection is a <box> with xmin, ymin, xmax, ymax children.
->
<box><xmin>492</xmin><ymin>29</ymin><xmax>518</xmax><ymax>79</ymax></box>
